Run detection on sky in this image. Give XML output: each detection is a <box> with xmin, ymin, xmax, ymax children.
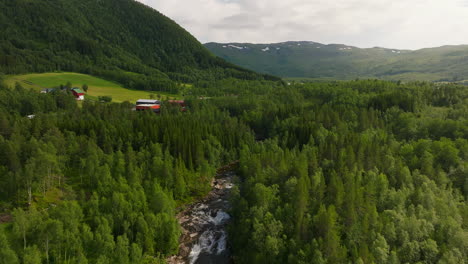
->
<box><xmin>136</xmin><ymin>0</ymin><xmax>468</xmax><ymax>50</ymax></box>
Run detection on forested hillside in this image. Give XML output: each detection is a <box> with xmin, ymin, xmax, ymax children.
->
<box><xmin>0</xmin><ymin>0</ymin><xmax>277</xmax><ymax>92</ymax></box>
<box><xmin>1</xmin><ymin>74</ymin><xmax>467</xmax><ymax>263</ymax></box>
<box><xmin>205</xmin><ymin>41</ymin><xmax>468</xmax><ymax>82</ymax></box>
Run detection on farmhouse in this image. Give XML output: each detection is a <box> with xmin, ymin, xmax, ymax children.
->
<box><xmin>136</xmin><ymin>99</ymin><xmax>161</xmax><ymax>112</ymax></box>
<box><xmin>71</xmin><ymin>87</ymin><xmax>85</xmax><ymax>100</ymax></box>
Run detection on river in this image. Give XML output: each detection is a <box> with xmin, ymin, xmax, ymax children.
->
<box><xmin>167</xmin><ymin>171</ymin><xmax>235</xmax><ymax>264</ymax></box>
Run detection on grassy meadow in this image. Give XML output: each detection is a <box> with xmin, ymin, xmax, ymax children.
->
<box><xmin>6</xmin><ymin>72</ymin><xmax>180</xmax><ymax>103</ymax></box>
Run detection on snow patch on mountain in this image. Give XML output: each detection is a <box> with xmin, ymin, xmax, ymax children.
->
<box><xmin>228</xmin><ymin>44</ymin><xmax>244</xmax><ymax>50</ymax></box>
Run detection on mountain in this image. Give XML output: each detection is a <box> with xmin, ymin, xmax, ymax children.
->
<box><xmin>205</xmin><ymin>41</ymin><xmax>468</xmax><ymax>82</ymax></box>
<box><xmin>0</xmin><ymin>0</ymin><xmax>277</xmax><ymax>91</ymax></box>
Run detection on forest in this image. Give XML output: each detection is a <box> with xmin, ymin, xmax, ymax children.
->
<box><xmin>218</xmin><ymin>80</ymin><xmax>468</xmax><ymax>263</ymax></box>
<box><xmin>0</xmin><ymin>75</ymin><xmax>467</xmax><ymax>263</ymax></box>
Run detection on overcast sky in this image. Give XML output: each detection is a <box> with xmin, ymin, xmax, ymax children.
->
<box><xmin>136</xmin><ymin>0</ymin><xmax>468</xmax><ymax>50</ymax></box>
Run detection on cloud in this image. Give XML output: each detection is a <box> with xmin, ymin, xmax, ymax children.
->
<box><xmin>136</xmin><ymin>0</ymin><xmax>468</xmax><ymax>49</ymax></box>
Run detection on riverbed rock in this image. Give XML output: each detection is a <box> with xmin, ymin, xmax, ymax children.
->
<box><xmin>167</xmin><ymin>171</ymin><xmax>235</xmax><ymax>263</ymax></box>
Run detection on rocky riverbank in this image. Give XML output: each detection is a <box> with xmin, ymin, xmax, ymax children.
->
<box><xmin>167</xmin><ymin>171</ymin><xmax>234</xmax><ymax>264</ymax></box>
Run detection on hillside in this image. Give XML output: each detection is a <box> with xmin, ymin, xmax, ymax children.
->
<box><xmin>0</xmin><ymin>0</ymin><xmax>277</xmax><ymax>92</ymax></box>
<box><xmin>205</xmin><ymin>41</ymin><xmax>468</xmax><ymax>81</ymax></box>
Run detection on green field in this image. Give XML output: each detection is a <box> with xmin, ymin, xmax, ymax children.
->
<box><xmin>6</xmin><ymin>72</ymin><xmax>180</xmax><ymax>103</ymax></box>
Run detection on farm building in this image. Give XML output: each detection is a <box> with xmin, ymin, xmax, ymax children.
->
<box><xmin>40</xmin><ymin>88</ymin><xmax>57</xmax><ymax>93</ymax></box>
<box><xmin>71</xmin><ymin>87</ymin><xmax>85</xmax><ymax>100</ymax></box>
<box><xmin>167</xmin><ymin>100</ymin><xmax>187</xmax><ymax>112</ymax></box>
<box><xmin>136</xmin><ymin>99</ymin><xmax>161</xmax><ymax>112</ymax></box>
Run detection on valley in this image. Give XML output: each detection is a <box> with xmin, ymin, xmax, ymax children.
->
<box><xmin>205</xmin><ymin>41</ymin><xmax>468</xmax><ymax>82</ymax></box>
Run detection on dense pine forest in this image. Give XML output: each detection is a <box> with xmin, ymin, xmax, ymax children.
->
<box><xmin>0</xmin><ymin>75</ymin><xmax>467</xmax><ymax>263</ymax></box>
<box><xmin>221</xmin><ymin>80</ymin><xmax>468</xmax><ymax>263</ymax></box>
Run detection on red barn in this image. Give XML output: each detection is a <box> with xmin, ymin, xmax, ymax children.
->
<box><xmin>71</xmin><ymin>88</ymin><xmax>85</xmax><ymax>100</ymax></box>
<box><xmin>136</xmin><ymin>99</ymin><xmax>161</xmax><ymax>113</ymax></box>
<box><xmin>167</xmin><ymin>100</ymin><xmax>186</xmax><ymax>112</ymax></box>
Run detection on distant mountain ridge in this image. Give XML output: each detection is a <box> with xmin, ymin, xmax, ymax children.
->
<box><xmin>205</xmin><ymin>41</ymin><xmax>468</xmax><ymax>81</ymax></box>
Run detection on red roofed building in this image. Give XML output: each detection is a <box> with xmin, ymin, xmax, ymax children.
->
<box><xmin>71</xmin><ymin>88</ymin><xmax>85</xmax><ymax>100</ymax></box>
<box><xmin>167</xmin><ymin>100</ymin><xmax>186</xmax><ymax>112</ymax></box>
<box><xmin>136</xmin><ymin>99</ymin><xmax>161</xmax><ymax>113</ymax></box>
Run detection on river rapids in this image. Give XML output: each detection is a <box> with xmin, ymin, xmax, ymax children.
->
<box><xmin>167</xmin><ymin>171</ymin><xmax>234</xmax><ymax>264</ymax></box>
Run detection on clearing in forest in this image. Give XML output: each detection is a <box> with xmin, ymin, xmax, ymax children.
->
<box><xmin>6</xmin><ymin>72</ymin><xmax>180</xmax><ymax>103</ymax></box>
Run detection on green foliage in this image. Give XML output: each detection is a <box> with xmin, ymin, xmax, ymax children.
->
<box><xmin>98</xmin><ymin>96</ymin><xmax>112</xmax><ymax>103</ymax></box>
<box><xmin>225</xmin><ymin>81</ymin><xmax>468</xmax><ymax>263</ymax></box>
<box><xmin>23</xmin><ymin>246</ymin><xmax>42</xmax><ymax>264</ymax></box>
<box><xmin>0</xmin><ymin>231</ymin><xmax>19</xmax><ymax>264</ymax></box>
